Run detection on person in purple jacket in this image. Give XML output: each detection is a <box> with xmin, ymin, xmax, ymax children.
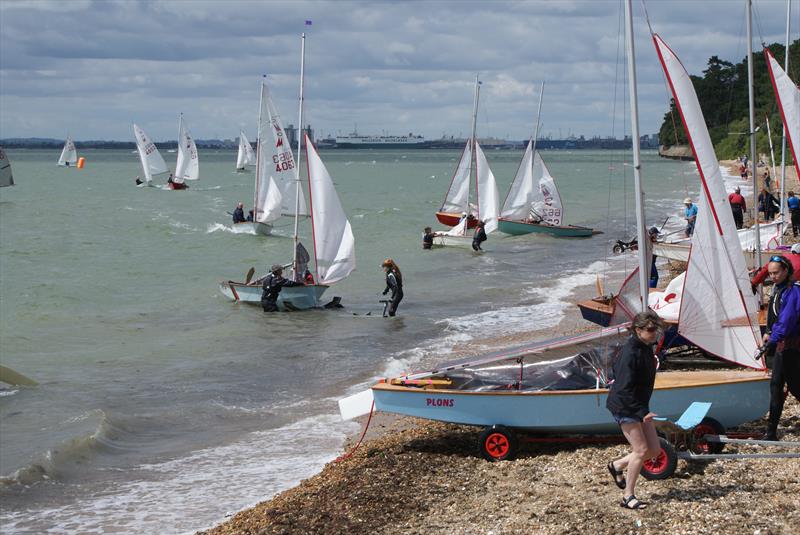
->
<box><xmin>761</xmin><ymin>255</ymin><xmax>800</xmax><ymax>440</ymax></box>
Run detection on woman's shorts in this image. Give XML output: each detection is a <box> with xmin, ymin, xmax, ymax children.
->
<box><xmin>612</xmin><ymin>413</ymin><xmax>643</xmax><ymax>425</ymax></box>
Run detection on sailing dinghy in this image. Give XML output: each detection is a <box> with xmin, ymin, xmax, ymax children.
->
<box><xmin>170</xmin><ymin>114</ymin><xmax>199</xmax><ymax>189</ymax></box>
<box><xmin>339</xmin><ymin>5</ymin><xmax>769</xmax><ymax>462</ymax></box>
<box><xmin>133</xmin><ymin>123</ymin><xmax>169</xmax><ymax>186</ymax></box>
<box><xmin>432</xmin><ymin>77</ymin><xmax>500</xmax><ymax>248</ymax></box>
<box><xmin>498</xmin><ymin>86</ymin><xmax>595</xmax><ymax>238</ymax></box>
<box><xmin>235</xmin><ymin>131</ymin><xmax>256</xmax><ymax>172</ymax></box>
<box><xmin>57</xmin><ymin>136</ymin><xmax>78</xmax><ymax>167</ymax></box>
<box><xmin>220</xmin><ymin>33</ymin><xmax>354</xmax><ymax>310</ymax></box>
<box><xmin>0</xmin><ymin>148</ymin><xmax>13</xmax><ymax>187</ymax></box>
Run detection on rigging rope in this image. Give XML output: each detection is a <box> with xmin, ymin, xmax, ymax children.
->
<box><xmin>335</xmin><ymin>400</ymin><xmax>375</xmax><ymax>463</ymax></box>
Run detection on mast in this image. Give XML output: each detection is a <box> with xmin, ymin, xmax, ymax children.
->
<box><xmin>254</xmin><ymin>77</ymin><xmax>267</xmax><ymax>220</ymax></box>
<box><xmin>779</xmin><ymin>0</ymin><xmax>792</xmax><ymax>244</ymax></box>
<box><xmin>292</xmin><ymin>33</ymin><xmax>307</xmax><ymax>277</ymax></box>
<box><xmin>532</xmin><ymin>82</ymin><xmax>544</xmax><ymax>158</ymax></box>
<box><xmin>177</xmin><ymin>113</ymin><xmax>183</xmax><ymax>175</ymax></box>
<box><xmin>470</xmin><ymin>75</ymin><xmax>480</xmax><ymax>221</ymax></box>
<box><xmin>624</xmin><ymin>0</ymin><xmax>649</xmax><ymax>310</ymax></box>
<box><xmin>747</xmin><ymin>0</ymin><xmax>762</xmax><ymax>269</ymax></box>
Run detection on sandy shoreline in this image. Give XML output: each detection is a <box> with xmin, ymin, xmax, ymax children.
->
<box><xmin>201</xmin><ymin>160</ymin><xmax>800</xmax><ymax>534</ymax></box>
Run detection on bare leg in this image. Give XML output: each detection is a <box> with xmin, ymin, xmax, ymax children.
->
<box><xmin>618</xmin><ymin>421</ymin><xmax>661</xmax><ymax>501</ymax></box>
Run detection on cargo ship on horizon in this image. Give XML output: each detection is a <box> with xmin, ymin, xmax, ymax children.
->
<box><xmin>334</xmin><ymin>130</ymin><xmax>426</xmax><ymax>148</ymax></box>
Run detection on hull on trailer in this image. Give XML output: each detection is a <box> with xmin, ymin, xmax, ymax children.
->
<box><xmin>372</xmin><ymin>371</ymin><xmax>769</xmax><ymax>434</ymax></box>
<box><xmin>652</xmin><ymin>242</ymin><xmax>780</xmax><ymax>269</ymax></box>
<box><xmin>219</xmin><ymin>281</ymin><xmax>328</xmax><ymax>310</ymax></box>
<box><xmin>498</xmin><ymin>218</ymin><xmax>595</xmax><ymax>238</ymax></box>
<box><xmin>435</xmin><ymin>211</ymin><xmax>478</xmax><ymax>229</ymax></box>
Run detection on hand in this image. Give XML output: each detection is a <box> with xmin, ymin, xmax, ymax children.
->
<box><xmin>382</xmin><ymin>290</ymin><xmax>388</xmax><ymax>295</ymax></box>
<box><xmin>762</xmin><ymin>333</ymin><xmax>770</xmax><ymax>345</ymax></box>
<box><xmin>643</xmin><ymin>412</ymin><xmax>656</xmax><ymax>422</ymax></box>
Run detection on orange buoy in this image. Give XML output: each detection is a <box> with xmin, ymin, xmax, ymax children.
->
<box><xmin>77</xmin><ymin>157</ymin><xmax>86</xmax><ymax>169</ymax></box>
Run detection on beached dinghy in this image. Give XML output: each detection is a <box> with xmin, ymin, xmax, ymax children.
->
<box><xmin>57</xmin><ymin>136</ymin><xmax>78</xmax><ymax>167</ymax></box>
<box><xmin>0</xmin><ymin>147</ymin><xmax>14</xmax><ymax>187</ymax></box>
<box><xmin>498</xmin><ymin>84</ymin><xmax>595</xmax><ymax>238</ymax></box>
<box><xmin>220</xmin><ymin>33</ymin><xmax>355</xmax><ymax>311</ymax></box>
<box><xmin>340</xmin><ymin>10</ymin><xmax>769</xmax><ymax>460</ymax></box>
<box><xmin>235</xmin><ymin>130</ymin><xmax>256</xmax><ymax>172</ymax></box>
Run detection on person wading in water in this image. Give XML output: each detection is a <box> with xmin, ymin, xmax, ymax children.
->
<box><xmin>381</xmin><ymin>258</ymin><xmax>404</xmax><ymax>317</ymax></box>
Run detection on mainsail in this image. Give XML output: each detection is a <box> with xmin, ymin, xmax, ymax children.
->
<box><xmin>236</xmin><ymin>131</ymin><xmax>256</xmax><ymax>170</ymax></box>
<box><xmin>174</xmin><ymin>115</ymin><xmax>199</xmax><ymax>183</ymax></box>
<box><xmin>306</xmin><ymin>134</ymin><xmax>355</xmax><ymax>285</ymax></box>
<box><xmin>133</xmin><ymin>124</ymin><xmax>168</xmax><ymax>183</ymax></box>
<box><xmin>500</xmin><ymin>141</ymin><xmax>563</xmax><ymax>226</ymax></box>
<box><xmin>764</xmin><ymin>48</ymin><xmax>800</xmax><ymax>179</ymax></box>
<box><xmin>440</xmin><ymin>141</ymin><xmax>473</xmax><ymax>215</ymax></box>
<box><xmin>0</xmin><ymin>147</ymin><xmax>14</xmax><ymax>187</ymax></box>
<box><xmin>475</xmin><ymin>141</ymin><xmax>499</xmax><ymax>233</ymax></box>
<box><xmin>58</xmin><ymin>136</ymin><xmax>77</xmax><ymax>167</ymax></box>
<box><xmin>654</xmin><ymin>33</ymin><xmax>762</xmax><ymax>370</ymax></box>
<box><xmin>262</xmin><ymin>81</ymin><xmax>308</xmax><ymax>217</ymax></box>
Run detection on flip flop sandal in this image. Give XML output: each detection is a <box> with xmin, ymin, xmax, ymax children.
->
<box><xmin>607</xmin><ymin>461</ymin><xmax>626</xmax><ymax>490</ymax></box>
<box><xmin>620</xmin><ymin>495</ymin><xmax>647</xmax><ymax>510</ymax></box>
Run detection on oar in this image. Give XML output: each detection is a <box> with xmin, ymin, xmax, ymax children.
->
<box><xmin>0</xmin><ymin>365</ymin><xmax>38</xmax><ymax>386</ymax></box>
<box><xmin>245</xmin><ymin>267</ymin><xmax>255</xmax><ymax>284</ymax></box>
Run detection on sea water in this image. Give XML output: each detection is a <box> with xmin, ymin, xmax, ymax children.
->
<box><xmin>0</xmin><ymin>148</ymin><xmax>704</xmax><ymax>533</ymax></box>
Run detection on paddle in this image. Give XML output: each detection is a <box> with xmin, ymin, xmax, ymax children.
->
<box><xmin>0</xmin><ymin>365</ymin><xmax>38</xmax><ymax>386</ymax></box>
<box><xmin>245</xmin><ymin>267</ymin><xmax>256</xmax><ymax>284</ymax></box>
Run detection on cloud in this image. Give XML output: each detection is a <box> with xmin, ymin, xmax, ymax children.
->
<box><xmin>0</xmin><ymin>0</ymin><xmax>796</xmax><ymax>141</ymax></box>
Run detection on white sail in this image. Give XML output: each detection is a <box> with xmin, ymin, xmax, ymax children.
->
<box><xmin>0</xmin><ymin>147</ymin><xmax>14</xmax><ymax>187</ymax></box>
<box><xmin>440</xmin><ymin>141</ymin><xmax>473</xmax><ymax>214</ymax></box>
<box><xmin>501</xmin><ymin>139</ymin><xmax>536</xmax><ymax>220</ymax></box>
<box><xmin>765</xmin><ymin>48</ymin><xmax>800</xmax><ymax>178</ymax></box>
<box><xmin>256</xmin><ymin>176</ymin><xmax>283</xmax><ymax>224</ymax></box>
<box><xmin>174</xmin><ymin>116</ymin><xmax>199</xmax><ymax>183</ymax></box>
<box><xmin>532</xmin><ymin>152</ymin><xmax>563</xmax><ymax>225</ymax></box>
<box><xmin>262</xmin><ymin>82</ymin><xmax>308</xmax><ymax>217</ymax></box>
<box><xmin>236</xmin><ymin>131</ymin><xmax>256</xmax><ymax>170</ymax></box>
<box><xmin>306</xmin><ymin>135</ymin><xmax>355</xmax><ymax>285</ymax></box>
<box><xmin>57</xmin><ymin>136</ymin><xmax>77</xmax><ymax>166</ymax></box>
<box><xmin>654</xmin><ymin>34</ymin><xmax>762</xmax><ymax>370</ymax></box>
<box><xmin>475</xmin><ymin>142</ymin><xmax>499</xmax><ymax>233</ymax></box>
<box><xmin>132</xmin><ymin>124</ymin><xmax>168</xmax><ymax>183</ymax></box>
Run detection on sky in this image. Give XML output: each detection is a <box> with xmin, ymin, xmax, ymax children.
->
<box><xmin>0</xmin><ymin>0</ymin><xmax>797</xmax><ymax>142</ymax></box>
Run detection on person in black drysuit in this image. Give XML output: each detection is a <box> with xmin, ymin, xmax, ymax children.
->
<box><xmin>261</xmin><ymin>264</ymin><xmax>302</xmax><ymax>312</ymax></box>
<box><xmin>472</xmin><ymin>220</ymin><xmax>487</xmax><ymax>251</ymax></box>
<box><xmin>759</xmin><ymin>256</ymin><xmax>800</xmax><ymax>440</ymax></box>
<box><xmin>422</xmin><ymin>227</ymin><xmax>434</xmax><ymax>250</ymax></box>
<box><xmin>232</xmin><ymin>202</ymin><xmax>246</xmax><ymax>223</ymax></box>
<box><xmin>381</xmin><ymin>258</ymin><xmax>403</xmax><ymax>317</ymax></box>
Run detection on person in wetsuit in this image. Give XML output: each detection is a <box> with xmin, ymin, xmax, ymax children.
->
<box><xmin>232</xmin><ymin>202</ymin><xmax>246</xmax><ymax>223</ymax></box>
<box><xmin>422</xmin><ymin>227</ymin><xmax>434</xmax><ymax>250</ymax></box>
<box><xmin>261</xmin><ymin>264</ymin><xmax>302</xmax><ymax>312</ymax></box>
<box><xmin>760</xmin><ymin>255</ymin><xmax>800</xmax><ymax>441</ymax></box>
<box><xmin>472</xmin><ymin>220</ymin><xmax>487</xmax><ymax>251</ymax></box>
<box><xmin>381</xmin><ymin>258</ymin><xmax>403</xmax><ymax>317</ymax></box>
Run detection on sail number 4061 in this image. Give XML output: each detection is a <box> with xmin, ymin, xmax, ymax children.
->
<box><xmin>273</xmin><ymin>151</ymin><xmax>295</xmax><ymax>172</ymax></box>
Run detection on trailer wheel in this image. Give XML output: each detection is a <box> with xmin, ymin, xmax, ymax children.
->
<box><xmin>640</xmin><ymin>437</ymin><xmax>677</xmax><ymax>480</ymax></box>
<box><xmin>612</xmin><ymin>244</ymin><xmax>624</xmax><ymax>254</ymax></box>
<box><xmin>692</xmin><ymin>417</ymin><xmax>725</xmax><ymax>454</ymax></box>
<box><xmin>478</xmin><ymin>425</ymin><xmax>517</xmax><ymax>462</ymax></box>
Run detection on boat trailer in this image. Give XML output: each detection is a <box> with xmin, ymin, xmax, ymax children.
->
<box><xmin>478</xmin><ymin>402</ymin><xmax>800</xmax><ymax>480</ymax></box>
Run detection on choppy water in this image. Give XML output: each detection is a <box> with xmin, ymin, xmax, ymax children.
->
<box><xmin>0</xmin><ymin>147</ymin><xmax>704</xmax><ymax>533</ymax></box>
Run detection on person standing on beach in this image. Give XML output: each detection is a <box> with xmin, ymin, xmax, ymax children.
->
<box><xmin>759</xmin><ymin>256</ymin><xmax>800</xmax><ymax>441</ymax></box>
<box><xmin>788</xmin><ymin>191</ymin><xmax>800</xmax><ymax>237</ymax></box>
<box><xmin>472</xmin><ymin>221</ymin><xmax>487</xmax><ymax>251</ymax></box>
<box><xmin>751</xmin><ymin>244</ymin><xmax>800</xmax><ymax>287</ymax></box>
<box><xmin>728</xmin><ymin>187</ymin><xmax>747</xmax><ymax>230</ymax></box>
<box><xmin>381</xmin><ymin>259</ymin><xmax>403</xmax><ymax>317</ymax></box>
<box><xmin>763</xmin><ymin>167</ymin><xmax>772</xmax><ymax>191</ymax></box>
<box><xmin>683</xmin><ymin>198</ymin><xmax>697</xmax><ymax>237</ymax></box>
<box><xmin>606</xmin><ymin>310</ymin><xmax>665</xmax><ymax>510</ymax></box>
<box><xmin>758</xmin><ymin>188</ymin><xmax>779</xmax><ymax>222</ymax></box>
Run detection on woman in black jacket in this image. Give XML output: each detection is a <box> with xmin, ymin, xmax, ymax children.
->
<box><xmin>381</xmin><ymin>258</ymin><xmax>403</xmax><ymax>317</ymax></box>
<box><xmin>605</xmin><ymin>310</ymin><xmax>664</xmax><ymax>510</ymax></box>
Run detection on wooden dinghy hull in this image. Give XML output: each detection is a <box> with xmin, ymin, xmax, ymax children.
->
<box><xmin>432</xmin><ymin>233</ymin><xmax>475</xmax><ymax>249</ymax></box>
<box><xmin>371</xmin><ymin>371</ymin><xmax>769</xmax><ymax>434</ymax></box>
<box><xmin>219</xmin><ymin>281</ymin><xmax>328</xmax><ymax>310</ymax></box>
<box><xmin>498</xmin><ymin>218</ymin><xmax>595</xmax><ymax>238</ymax></box>
<box><xmin>435</xmin><ymin>211</ymin><xmax>478</xmax><ymax>229</ymax></box>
